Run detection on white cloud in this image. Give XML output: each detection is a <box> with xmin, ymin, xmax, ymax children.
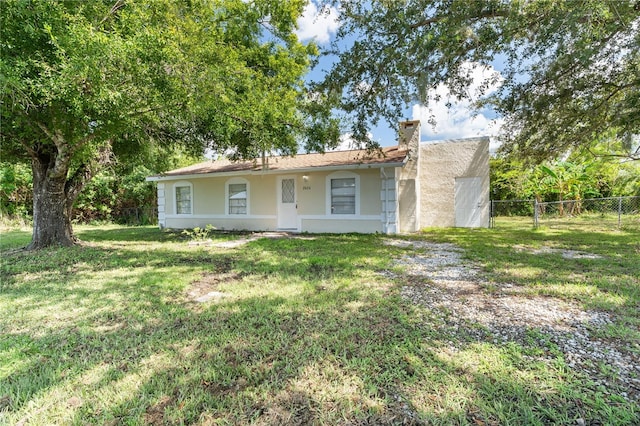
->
<box><xmin>295</xmin><ymin>2</ymin><xmax>340</xmax><ymax>44</ymax></box>
<box><xmin>328</xmin><ymin>132</ymin><xmax>370</xmax><ymax>151</ymax></box>
<box><xmin>413</xmin><ymin>62</ymin><xmax>504</xmax><ymax>149</ymax></box>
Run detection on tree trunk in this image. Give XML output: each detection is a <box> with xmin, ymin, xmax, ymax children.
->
<box><xmin>27</xmin><ymin>156</ymin><xmax>77</xmax><ymax>249</ymax></box>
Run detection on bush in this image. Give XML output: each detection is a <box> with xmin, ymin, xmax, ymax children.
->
<box><xmin>0</xmin><ymin>162</ymin><xmax>33</xmax><ymax>218</ymax></box>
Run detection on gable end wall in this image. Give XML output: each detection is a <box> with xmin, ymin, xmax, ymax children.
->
<box><xmin>419</xmin><ymin>138</ymin><xmax>490</xmax><ymax>228</ymax></box>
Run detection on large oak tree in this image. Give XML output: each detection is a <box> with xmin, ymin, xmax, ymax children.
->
<box><xmin>1</xmin><ymin>0</ymin><xmax>337</xmax><ymax>249</ymax></box>
<box><xmin>317</xmin><ymin>0</ymin><xmax>639</xmax><ymax>161</ymax></box>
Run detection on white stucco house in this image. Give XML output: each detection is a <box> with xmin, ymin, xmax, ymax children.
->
<box><xmin>146</xmin><ymin>121</ymin><xmax>490</xmax><ymax>233</ymax></box>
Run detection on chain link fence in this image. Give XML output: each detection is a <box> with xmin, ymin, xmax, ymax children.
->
<box><xmin>491</xmin><ymin>196</ymin><xmax>640</xmax><ymax>231</ymax></box>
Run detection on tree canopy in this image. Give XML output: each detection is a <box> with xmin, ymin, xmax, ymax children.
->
<box><xmin>317</xmin><ymin>0</ymin><xmax>640</xmax><ymax>161</ymax></box>
<box><xmin>1</xmin><ymin>0</ymin><xmax>337</xmax><ymax>248</ymax></box>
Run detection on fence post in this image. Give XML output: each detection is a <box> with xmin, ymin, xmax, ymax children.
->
<box><xmin>534</xmin><ymin>199</ymin><xmax>538</xmax><ymax>228</ymax></box>
<box><xmin>490</xmin><ymin>200</ymin><xmax>494</xmax><ymax>228</ymax></box>
<box><xmin>618</xmin><ymin>196</ymin><xmax>622</xmax><ymax>229</ymax></box>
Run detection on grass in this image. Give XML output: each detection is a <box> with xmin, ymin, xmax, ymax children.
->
<box><xmin>1</xmin><ymin>222</ymin><xmax>639</xmax><ymax>425</ymax></box>
<box><xmin>492</xmin><ymin>212</ymin><xmax>640</xmax><ymax>234</ymax></box>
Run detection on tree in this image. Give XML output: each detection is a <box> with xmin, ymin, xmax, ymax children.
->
<box><xmin>1</xmin><ymin>0</ymin><xmax>336</xmax><ymax>249</ymax></box>
<box><xmin>316</xmin><ymin>0</ymin><xmax>639</xmax><ymax>161</ymax></box>
<box><xmin>490</xmin><ymin>152</ymin><xmax>639</xmax><ymax>207</ymax></box>
<box><xmin>0</xmin><ymin>162</ymin><xmax>32</xmax><ymax>218</ymax></box>
<box><xmin>539</xmin><ymin>163</ymin><xmax>598</xmax><ymax>215</ymax></box>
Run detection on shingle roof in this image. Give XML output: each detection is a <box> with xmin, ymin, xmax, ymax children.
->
<box><xmin>151</xmin><ymin>145</ymin><xmax>408</xmax><ymax>179</ymax></box>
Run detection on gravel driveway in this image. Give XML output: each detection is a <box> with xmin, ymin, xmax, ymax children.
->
<box><xmin>382</xmin><ymin>239</ymin><xmax>640</xmax><ymax>403</ymax></box>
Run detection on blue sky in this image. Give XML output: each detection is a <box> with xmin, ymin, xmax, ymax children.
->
<box><xmin>295</xmin><ymin>1</ymin><xmax>505</xmax><ymax>151</ymax></box>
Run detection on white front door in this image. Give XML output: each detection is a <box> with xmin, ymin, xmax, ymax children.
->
<box><xmin>454</xmin><ymin>177</ymin><xmax>483</xmax><ymax>227</ymax></box>
<box><xmin>277</xmin><ymin>176</ymin><xmax>298</xmax><ymax>230</ymax></box>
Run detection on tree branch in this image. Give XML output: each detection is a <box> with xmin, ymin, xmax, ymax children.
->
<box><xmin>74</xmin><ymin>133</ymin><xmax>97</xmax><ymax>151</ymax></box>
<box><xmin>586</xmin><ymin>146</ymin><xmax>639</xmax><ymax>162</ymax></box>
<box><xmin>35</xmin><ymin>121</ymin><xmax>59</xmax><ymax>145</ymax></box>
<box><xmin>34</xmin><ymin>120</ymin><xmax>71</xmax><ymax>178</ymax></box>
<box><xmin>36</xmin><ymin>119</ymin><xmax>98</xmax><ymax>155</ymax></box>
<box><xmin>16</xmin><ymin>139</ymin><xmax>38</xmax><ymax>158</ymax></box>
<box><xmin>65</xmin><ymin>144</ymin><xmax>113</xmax><ymax>206</ymax></box>
<box><xmin>99</xmin><ymin>0</ymin><xmax>126</xmax><ymax>27</ymax></box>
<box><xmin>409</xmin><ymin>9</ymin><xmax>509</xmax><ymax>29</ymax></box>
<box><xmin>127</xmin><ymin>105</ymin><xmax>172</xmax><ymax>118</ymax></box>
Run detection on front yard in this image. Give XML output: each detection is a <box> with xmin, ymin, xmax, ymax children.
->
<box><xmin>1</xmin><ymin>223</ymin><xmax>638</xmax><ymax>425</ymax></box>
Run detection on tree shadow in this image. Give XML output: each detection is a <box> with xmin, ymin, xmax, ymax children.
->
<box><xmin>422</xmin><ymin>227</ymin><xmax>640</xmax><ymax>310</ymax></box>
<box><xmin>75</xmin><ymin>226</ymin><xmax>181</xmax><ymax>243</ymax></box>
<box><xmin>2</xmin><ymin>230</ymin><xmax>638</xmax><ymax>425</ymax></box>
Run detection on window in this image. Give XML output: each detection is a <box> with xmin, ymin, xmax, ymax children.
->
<box><xmin>326</xmin><ymin>172</ymin><xmax>360</xmax><ymax>216</ymax></box>
<box><xmin>225</xmin><ymin>178</ymin><xmax>250</xmax><ymax>215</ymax></box>
<box><xmin>175</xmin><ymin>184</ymin><xmax>192</xmax><ymax>215</ymax></box>
<box><xmin>331</xmin><ymin>177</ymin><xmax>356</xmax><ymax>214</ymax></box>
<box><xmin>281</xmin><ymin>178</ymin><xmax>295</xmax><ymax>203</ymax></box>
<box><xmin>228</xmin><ymin>183</ymin><xmax>247</xmax><ymax>215</ymax></box>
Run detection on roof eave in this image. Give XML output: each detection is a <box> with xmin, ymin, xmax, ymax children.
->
<box><xmin>146</xmin><ymin>160</ymin><xmax>407</xmax><ymax>182</ymax></box>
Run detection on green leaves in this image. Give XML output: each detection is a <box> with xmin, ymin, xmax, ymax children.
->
<box><xmin>490</xmin><ymin>153</ymin><xmax>640</xmax><ymax>203</ymax></box>
<box><xmin>1</xmin><ymin>0</ymin><xmax>338</xmax><ymax>247</ymax></box>
<box><xmin>1</xmin><ymin>0</ymin><xmax>332</xmax><ymax>162</ymax></box>
<box><xmin>539</xmin><ymin>165</ymin><xmax>557</xmax><ymax>181</ymax></box>
<box><xmin>320</xmin><ymin>0</ymin><xmax>639</xmax><ymax>160</ymax></box>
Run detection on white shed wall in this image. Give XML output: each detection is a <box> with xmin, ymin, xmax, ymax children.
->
<box><xmin>419</xmin><ymin>138</ymin><xmax>490</xmax><ymax>228</ymax></box>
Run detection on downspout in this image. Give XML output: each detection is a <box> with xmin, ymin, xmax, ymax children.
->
<box><xmin>381</xmin><ymin>167</ymin><xmax>390</xmax><ymax>232</ymax></box>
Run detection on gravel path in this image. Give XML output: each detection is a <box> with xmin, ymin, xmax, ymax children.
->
<box><xmin>382</xmin><ymin>239</ymin><xmax>640</xmax><ymax>402</ymax></box>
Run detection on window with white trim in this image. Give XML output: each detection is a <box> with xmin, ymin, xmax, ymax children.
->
<box><xmin>175</xmin><ymin>183</ymin><xmax>192</xmax><ymax>215</ymax></box>
<box><xmin>326</xmin><ymin>172</ymin><xmax>359</xmax><ymax>215</ymax></box>
<box><xmin>229</xmin><ymin>183</ymin><xmax>247</xmax><ymax>214</ymax></box>
<box><xmin>226</xmin><ymin>178</ymin><xmax>249</xmax><ymax>215</ymax></box>
<box><xmin>331</xmin><ymin>178</ymin><xmax>356</xmax><ymax>214</ymax></box>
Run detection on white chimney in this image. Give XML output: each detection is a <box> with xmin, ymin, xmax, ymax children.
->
<box><xmin>399</xmin><ymin>120</ymin><xmax>421</xmax><ymax>155</ymax></box>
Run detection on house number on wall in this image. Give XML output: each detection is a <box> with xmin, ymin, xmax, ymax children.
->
<box><xmin>303</xmin><ymin>186</ymin><xmax>311</xmax><ymax>191</ymax></box>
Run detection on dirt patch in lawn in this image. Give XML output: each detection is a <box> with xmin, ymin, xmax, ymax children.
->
<box><xmin>144</xmin><ymin>395</ymin><xmax>175</xmax><ymax>425</ymax></box>
<box><xmin>512</xmin><ymin>244</ymin><xmax>604</xmax><ymax>259</ymax></box>
<box><xmin>251</xmin><ymin>391</ymin><xmax>319</xmax><ymax>426</ymax></box>
<box><xmin>382</xmin><ymin>239</ymin><xmax>639</xmax><ymax>403</ymax></box>
<box><xmin>186</xmin><ymin>272</ymin><xmax>244</xmax><ymax>305</ymax></box>
<box><xmin>211</xmin><ymin>231</ymin><xmax>290</xmax><ymax>248</ymax></box>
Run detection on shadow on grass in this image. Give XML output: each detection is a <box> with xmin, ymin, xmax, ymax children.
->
<box><xmin>4</xmin><ymin>290</ymin><xmax>609</xmax><ymax>425</ymax></box>
<box><xmin>75</xmin><ymin>225</ymin><xmax>259</xmax><ymax>244</ymax></box>
<box><xmin>421</xmin><ymin>226</ymin><xmax>640</xmax><ymax>313</ymax></box>
<box><xmin>0</xmin><ymin>225</ymin><xmax>177</xmax><ymax>252</ymax></box>
<box><xmin>1</xmin><ymin>227</ymin><xmax>638</xmax><ymax>425</ymax></box>
<box><xmin>76</xmin><ymin>225</ymin><xmax>180</xmax><ymax>243</ymax></box>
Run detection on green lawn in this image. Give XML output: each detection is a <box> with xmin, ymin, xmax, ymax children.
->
<box><xmin>1</xmin><ymin>223</ymin><xmax>638</xmax><ymax>425</ymax></box>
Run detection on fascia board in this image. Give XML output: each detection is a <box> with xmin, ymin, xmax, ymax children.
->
<box><xmin>146</xmin><ymin>161</ymin><xmax>406</xmax><ymax>182</ymax></box>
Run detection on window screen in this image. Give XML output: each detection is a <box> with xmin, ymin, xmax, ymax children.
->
<box><xmin>281</xmin><ymin>179</ymin><xmax>295</xmax><ymax>203</ymax></box>
<box><xmin>229</xmin><ymin>183</ymin><xmax>247</xmax><ymax>214</ymax></box>
<box><xmin>331</xmin><ymin>178</ymin><xmax>355</xmax><ymax>214</ymax></box>
<box><xmin>176</xmin><ymin>186</ymin><xmax>191</xmax><ymax>214</ymax></box>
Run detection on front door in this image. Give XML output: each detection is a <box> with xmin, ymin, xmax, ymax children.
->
<box><xmin>454</xmin><ymin>177</ymin><xmax>483</xmax><ymax>227</ymax></box>
<box><xmin>277</xmin><ymin>176</ymin><xmax>298</xmax><ymax>230</ymax></box>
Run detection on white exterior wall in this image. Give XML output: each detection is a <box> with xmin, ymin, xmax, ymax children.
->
<box><xmin>301</xmin><ymin>218</ymin><xmax>382</xmax><ymax>233</ymax></box>
<box><xmin>151</xmin><ymin>122</ymin><xmax>490</xmax><ymax>233</ymax></box>
<box><xmin>156</xmin><ymin>168</ymin><xmax>392</xmax><ymax>233</ymax></box>
<box><xmin>419</xmin><ymin>137</ymin><xmax>490</xmax><ymax>228</ymax></box>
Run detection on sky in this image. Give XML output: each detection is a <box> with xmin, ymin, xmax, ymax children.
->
<box><xmin>295</xmin><ymin>1</ymin><xmax>505</xmax><ymax>151</ymax></box>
